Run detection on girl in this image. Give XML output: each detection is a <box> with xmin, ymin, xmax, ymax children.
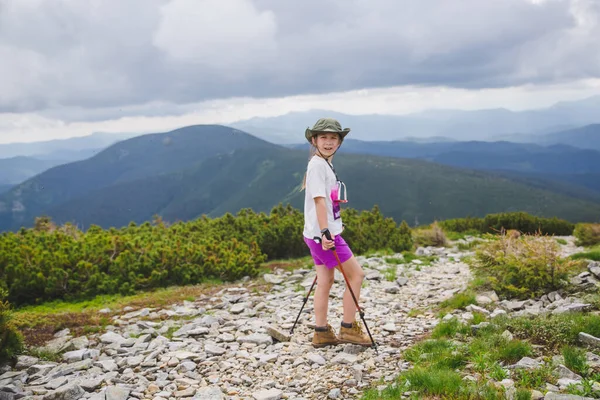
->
<box><xmin>302</xmin><ymin>117</ymin><xmax>371</xmax><ymax>348</ymax></box>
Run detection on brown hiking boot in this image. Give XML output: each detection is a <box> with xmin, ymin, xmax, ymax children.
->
<box><xmin>339</xmin><ymin>321</ymin><xmax>372</xmax><ymax>347</ymax></box>
<box><xmin>312</xmin><ymin>324</ymin><xmax>340</xmax><ymax>348</ymax></box>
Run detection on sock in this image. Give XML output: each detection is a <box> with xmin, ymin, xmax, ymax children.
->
<box><xmin>315</xmin><ymin>326</ymin><xmax>328</xmax><ymax>332</ymax></box>
<box><xmin>341</xmin><ymin>321</ymin><xmax>353</xmax><ymax>328</ymax></box>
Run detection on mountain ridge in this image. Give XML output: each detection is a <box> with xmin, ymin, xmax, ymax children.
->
<box><xmin>1</xmin><ymin>125</ymin><xmax>600</xmax><ymax>231</ymax></box>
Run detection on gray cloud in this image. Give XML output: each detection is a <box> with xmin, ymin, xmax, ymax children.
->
<box><xmin>0</xmin><ymin>0</ymin><xmax>597</xmax><ymax>120</ymax></box>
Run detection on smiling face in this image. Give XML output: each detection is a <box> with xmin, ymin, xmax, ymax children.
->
<box><xmin>311</xmin><ymin>132</ymin><xmax>341</xmax><ymax>158</ymax></box>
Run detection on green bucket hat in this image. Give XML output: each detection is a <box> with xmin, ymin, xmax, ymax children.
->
<box><xmin>305</xmin><ymin>117</ymin><xmax>351</xmax><ymax>144</ymax></box>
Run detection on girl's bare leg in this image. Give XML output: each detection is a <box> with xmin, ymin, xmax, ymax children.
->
<box><xmin>337</xmin><ymin>256</ymin><xmax>365</xmax><ymax>324</ymax></box>
<box><xmin>314</xmin><ymin>264</ymin><xmax>335</xmax><ymax>326</ymax></box>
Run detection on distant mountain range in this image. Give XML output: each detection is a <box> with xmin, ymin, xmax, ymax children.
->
<box><xmin>0</xmin><ymin>184</ymin><xmax>12</xmax><ymax>195</ymax></box>
<box><xmin>0</xmin><ymin>132</ymin><xmax>140</xmax><ymax>188</ymax></box>
<box><xmin>229</xmin><ymin>95</ymin><xmax>600</xmax><ymax>143</ymax></box>
<box><xmin>1</xmin><ymin>125</ymin><xmax>599</xmax><ymax>232</ymax></box>
<box><xmin>0</xmin><ymin>156</ymin><xmax>68</xmax><ymax>185</ymax></box>
<box><xmin>0</xmin><ymin>132</ymin><xmax>137</xmax><ymax>158</ymax></box>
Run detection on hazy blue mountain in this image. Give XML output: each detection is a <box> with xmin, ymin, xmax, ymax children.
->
<box><xmin>0</xmin><ymin>156</ymin><xmax>69</xmax><ymax>185</ymax></box>
<box><xmin>229</xmin><ymin>95</ymin><xmax>600</xmax><ymax>142</ymax></box>
<box><xmin>535</xmin><ymin>124</ymin><xmax>600</xmax><ymax>150</ymax></box>
<box><xmin>0</xmin><ymin>132</ymin><xmax>138</xmax><ymax>158</ymax></box>
<box><xmin>0</xmin><ymin>148</ymin><xmax>110</xmax><ymax>188</ymax></box>
<box><xmin>35</xmin><ymin>148</ymin><xmax>105</xmax><ymax>161</ymax></box>
<box><xmin>0</xmin><ymin>184</ymin><xmax>12</xmax><ymax>195</ymax></box>
<box><xmin>494</xmin><ymin>124</ymin><xmax>600</xmax><ymax>150</ymax></box>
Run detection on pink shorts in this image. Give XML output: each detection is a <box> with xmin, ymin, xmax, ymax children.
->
<box><xmin>303</xmin><ymin>235</ymin><xmax>354</xmax><ymax>269</ymax></box>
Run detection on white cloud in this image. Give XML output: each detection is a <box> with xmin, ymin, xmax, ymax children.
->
<box><xmin>0</xmin><ymin>0</ymin><xmax>599</xmax><ymax>135</ymax></box>
<box><xmin>153</xmin><ymin>0</ymin><xmax>277</xmax><ymax>74</ymax></box>
<box><xmin>1</xmin><ymin>79</ymin><xmax>599</xmax><ymax>144</ymax></box>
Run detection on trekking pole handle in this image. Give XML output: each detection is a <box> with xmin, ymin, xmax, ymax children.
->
<box><xmin>321</xmin><ymin>229</ymin><xmax>336</xmax><ymax>251</ymax></box>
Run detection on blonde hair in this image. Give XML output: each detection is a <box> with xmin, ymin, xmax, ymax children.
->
<box><xmin>301</xmin><ymin>136</ymin><xmax>336</xmax><ymax>190</ymax></box>
<box><xmin>301</xmin><ymin>144</ymin><xmax>318</xmax><ymax>190</ymax></box>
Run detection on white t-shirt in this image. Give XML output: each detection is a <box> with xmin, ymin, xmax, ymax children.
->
<box><xmin>303</xmin><ymin>155</ymin><xmax>344</xmax><ymax>239</ymax></box>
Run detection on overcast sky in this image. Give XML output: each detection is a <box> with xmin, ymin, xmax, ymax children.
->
<box><xmin>1</xmin><ymin>0</ymin><xmax>600</xmax><ymax>143</ymax></box>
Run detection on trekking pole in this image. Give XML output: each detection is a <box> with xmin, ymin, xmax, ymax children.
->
<box><xmin>323</xmin><ymin>230</ymin><xmax>378</xmax><ymax>354</ymax></box>
<box><xmin>290</xmin><ymin>275</ymin><xmax>317</xmax><ymax>335</ymax></box>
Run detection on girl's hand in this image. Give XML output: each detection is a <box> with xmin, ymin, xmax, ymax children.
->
<box><xmin>321</xmin><ymin>234</ymin><xmax>335</xmax><ymax>250</ymax></box>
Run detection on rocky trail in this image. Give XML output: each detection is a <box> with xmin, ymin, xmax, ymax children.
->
<box><xmin>0</xmin><ymin>236</ymin><xmax>595</xmax><ymax>400</ymax></box>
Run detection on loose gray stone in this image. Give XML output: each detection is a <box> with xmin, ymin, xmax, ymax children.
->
<box><xmin>15</xmin><ymin>356</ymin><xmax>39</xmax><ymax>370</ymax></box>
<box><xmin>531</xmin><ymin>390</ymin><xmax>544</xmax><ymax>400</ymax></box>
<box><xmin>490</xmin><ymin>309</ymin><xmax>507</xmax><ymax>318</ymax></box>
<box><xmin>42</xmin><ymin>384</ymin><xmax>85</xmax><ymax>400</ymax></box>
<box><xmin>396</xmin><ymin>277</ymin><xmax>409</xmax><ymax>286</ymax></box>
<box><xmin>366</xmin><ymin>270</ymin><xmax>382</xmax><ymax>280</ymax></box>
<box><xmin>307</xmin><ymin>353</ymin><xmax>326</xmax><ymax>365</ymax></box>
<box><xmin>544</xmin><ymin>394</ymin><xmax>594</xmax><ymax>399</ymax></box>
<box><xmin>230</xmin><ymin>303</ymin><xmax>246</xmax><ymax>314</ymax></box>
<box><xmin>252</xmin><ymin>389</ymin><xmax>282</xmax><ymax>400</ymax></box>
<box><xmin>475</xmin><ymin>295</ymin><xmax>493</xmax><ymax>305</ymax></box>
<box><xmin>579</xmin><ymin>332</ymin><xmax>600</xmax><ymax>348</ymax></box>
<box><xmin>192</xmin><ymin>386</ymin><xmax>223</xmax><ymax>399</ymax></box>
<box><xmin>555</xmin><ymin>364</ymin><xmax>582</xmax><ymax>380</ymax></box>
<box><xmin>510</xmin><ymin>357</ymin><xmax>542</xmax><ymax>370</ymax></box>
<box><xmin>105</xmin><ymin>386</ymin><xmax>130</xmax><ymax>400</ymax></box>
<box><xmin>237</xmin><ymin>334</ymin><xmax>273</xmax><ymax>346</ymax></box>
<box><xmin>99</xmin><ymin>332</ymin><xmax>125</xmax><ymax>344</ymax></box>
<box><xmin>263</xmin><ymin>274</ymin><xmax>284</xmax><ymax>285</ymax></box>
<box><xmin>266</xmin><ymin>326</ymin><xmax>290</xmax><ymax>342</ymax></box>
<box><xmin>205</xmin><ymin>343</ymin><xmax>226</xmax><ymax>356</ymax></box>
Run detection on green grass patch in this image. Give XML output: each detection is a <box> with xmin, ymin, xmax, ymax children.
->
<box><xmin>495</xmin><ymin>339</ymin><xmax>533</xmax><ymax>364</ymax></box>
<box><xmin>570</xmin><ymin>246</ymin><xmax>600</xmax><ymax>262</ymax></box>
<box><xmin>400</xmin><ymin>367</ymin><xmax>463</xmax><ymax>397</ymax></box>
<box><xmin>259</xmin><ymin>256</ymin><xmax>313</xmax><ymax>274</ymax></box>
<box><xmin>363</xmin><ymin>248</ymin><xmax>396</xmax><ymax>258</ymax></box>
<box><xmin>497</xmin><ymin>313</ymin><xmax>600</xmax><ymax>351</ymax></box>
<box><xmin>14</xmin><ymin>281</ymin><xmax>223</xmax><ymax>319</ymax></box>
<box><xmin>163</xmin><ymin>326</ymin><xmax>180</xmax><ymax>340</ymax></box>
<box><xmin>25</xmin><ymin>347</ymin><xmax>62</xmax><ymax>362</ymax></box>
<box><xmin>384</xmin><ymin>256</ymin><xmax>406</xmax><ymax>265</ymax></box>
<box><xmin>444</xmin><ymin>230</ymin><xmax>482</xmax><ymax>241</ymax></box>
<box><xmin>431</xmin><ymin>318</ymin><xmax>471</xmax><ymax>339</ymax></box>
<box><xmin>565</xmin><ymin>378</ymin><xmax>600</xmax><ymax>398</ymax></box>
<box><xmin>457</xmin><ymin>239</ymin><xmax>484</xmax><ymax>251</ymax></box>
<box><xmin>404</xmin><ymin>338</ymin><xmax>467</xmax><ymax>370</ymax></box>
<box><xmin>556</xmin><ymin>238</ymin><xmax>568</xmax><ymax>245</ymax></box>
<box><xmin>562</xmin><ymin>345</ymin><xmax>590</xmax><ymax>377</ymax></box>
<box><xmin>363</xmin><ymin>304</ymin><xmax>600</xmax><ymax>399</ymax></box>
<box><xmin>438</xmin><ymin>291</ymin><xmax>477</xmax><ymax>313</ymax></box>
<box><xmin>515</xmin><ymin>388</ymin><xmax>533</xmax><ymax>400</ymax></box>
<box><xmin>12</xmin><ymin>281</ymin><xmax>227</xmax><ymax>346</ymax></box>
<box><xmin>360</xmin><ymin>382</ymin><xmax>403</xmax><ymax>400</ymax></box>
<box><xmin>406</xmin><ymin>308</ymin><xmax>425</xmax><ymax>317</ymax></box>
<box><xmin>512</xmin><ymin>364</ymin><xmax>557</xmax><ymax>389</ymax></box>
<box><xmin>384</xmin><ymin>252</ymin><xmax>438</xmax><ymax>269</ymax></box>
<box><xmin>383</xmin><ymin>266</ymin><xmax>397</xmax><ymax>282</ymax></box>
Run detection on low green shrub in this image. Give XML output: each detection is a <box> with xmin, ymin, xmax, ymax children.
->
<box><xmin>440</xmin><ymin>212</ymin><xmax>574</xmax><ymax>236</ymax></box>
<box><xmin>470</xmin><ymin>233</ymin><xmax>576</xmax><ymax>299</ymax></box>
<box><xmin>341</xmin><ymin>206</ymin><xmax>413</xmax><ymax>254</ymax></box>
<box><xmin>413</xmin><ymin>221</ymin><xmax>448</xmax><ymax>247</ymax></box>
<box><xmin>0</xmin><ymin>204</ymin><xmax>414</xmax><ymax>306</ymax></box>
<box><xmin>0</xmin><ymin>290</ymin><xmax>23</xmax><ymax>362</ymax></box>
<box><xmin>574</xmin><ymin>223</ymin><xmax>600</xmax><ymax>247</ymax></box>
